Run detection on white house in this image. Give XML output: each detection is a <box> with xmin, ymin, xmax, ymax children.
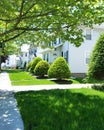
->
<box><xmin>40</xmin><ymin>24</ymin><xmax>104</xmax><ymax>77</ymax></box>
<box><xmin>5</xmin><ymin>44</ymin><xmax>42</xmax><ymax>69</ymax></box>
<box><xmin>5</xmin><ymin>54</ymin><xmax>20</xmax><ymax>68</ymax></box>
<box><xmin>20</xmin><ymin>44</ymin><xmax>42</xmax><ymax>68</ymax></box>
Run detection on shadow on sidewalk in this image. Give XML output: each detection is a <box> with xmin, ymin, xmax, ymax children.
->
<box><xmin>0</xmin><ymin>90</ymin><xmax>24</xmax><ymax>130</ymax></box>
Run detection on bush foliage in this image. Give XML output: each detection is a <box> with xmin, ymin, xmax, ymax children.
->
<box><xmin>28</xmin><ymin>57</ymin><xmax>42</xmax><ymax>73</ymax></box>
<box><xmin>26</xmin><ymin>61</ymin><xmax>33</xmax><ymax>72</ymax></box>
<box><xmin>48</xmin><ymin>57</ymin><xmax>71</xmax><ymax>79</ymax></box>
<box><xmin>87</xmin><ymin>33</ymin><xmax>104</xmax><ymax>80</ymax></box>
<box><xmin>34</xmin><ymin>60</ymin><xmax>50</xmax><ymax>77</ymax></box>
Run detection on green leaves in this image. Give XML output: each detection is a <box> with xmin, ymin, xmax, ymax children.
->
<box><xmin>87</xmin><ymin>33</ymin><xmax>104</xmax><ymax>80</ymax></box>
<box><xmin>0</xmin><ymin>0</ymin><xmax>104</xmax><ymax>46</ymax></box>
<box><xmin>48</xmin><ymin>57</ymin><xmax>71</xmax><ymax>79</ymax></box>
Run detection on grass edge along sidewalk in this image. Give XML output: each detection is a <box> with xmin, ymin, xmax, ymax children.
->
<box><xmin>7</xmin><ymin>69</ymin><xmax>81</xmax><ymax>85</ymax></box>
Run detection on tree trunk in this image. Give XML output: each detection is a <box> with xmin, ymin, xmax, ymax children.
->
<box><xmin>0</xmin><ymin>56</ymin><xmax>1</xmax><ymax>71</ymax></box>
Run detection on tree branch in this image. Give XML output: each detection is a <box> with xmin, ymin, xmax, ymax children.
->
<box><xmin>0</xmin><ymin>31</ymin><xmax>25</xmax><ymax>44</ymax></box>
<box><xmin>0</xmin><ymin>29</ymin><xmax>15</xmax><ymax>37</ymax></box>
<box><xmin>22</xmin><ymin>8</ymin><xmax>58</xmax><ymax>20</ymax></box>
<box><xmin>14</xmin><ymin>0</ymin><xmax>25</xmax><ymax>27</ymax></box>
<box><xmin>22</xmin><ymin>2</ymin><xmax>37</xmax><ymax>16</ymax></box>
<box><xmin>0</xmin><ymin>18</ymin><xmax>17</xmax><ymax>23</ymax></box>
<box><xmin>15</xmin><ymin>27</ymin><xmax>44</xmax><ymax>31</ymax></box>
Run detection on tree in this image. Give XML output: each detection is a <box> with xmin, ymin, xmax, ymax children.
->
<box><xmin>0</xmin><ymin>42</ymin><xmax>20</xmax><ymax>70</ymax></box>
<box><xmin>87</xmin><ymin>33</ymin><xmax>104</xmax><ymax>80</ymax></box>
<box><xmin>0</xmin><ymin>0</ymin><xmax>104</xmax><ymax>48</ymax></box>
<box><xmin>48</xmin><ymin>57</ymin><xmax>71</xmax><ymax>79</ymax></box>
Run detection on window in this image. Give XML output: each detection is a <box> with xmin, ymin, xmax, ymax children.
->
<box><xmin>86</xmin><ymin>29</ymin><xmax>91</xmax><ymax>40</ymax></box>
<box><xmin>43</xmin><ymin>54</ymin><xmax>45</xmax><ymax>60</ymax></box>
<box><xmin>85</xmin><ymin>51</ymin><xmax>90</xmax><ymax>65</ymax></box>
<box><xmin>47</xmin><ymin>53</ymin><xmax>49</xmax><ymax>62</ymax></box>
<box><xmin>59</xmin><ymin>38</ymin><xmax>61</xmax><ymax>44</ymax></box>
<box><xmin>62</xmin><ymin>51</ymin><xmax>63</xmax><ymax>57</ymax></box>
<box><xmin>64</xmin><ymin>51</ymin><xmax>69</xmax><ymax>62</ymax></box>
<box><xmin>21</xmin><ymin>54</ymin><xmax>23</xmax><ymax>57</ymax></box>
<box><xmin>25</xmin><ymin>53</ymin><xmax>27</xmax><ymax>57</ymax></box>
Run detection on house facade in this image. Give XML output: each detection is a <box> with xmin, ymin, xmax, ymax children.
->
<box><xmin>40</xmin><ymin>24</ymin><xmax>104</xmax><ymax>77</ymax></box>
<box><xmin>5</xmin><ymin>44</ymin><xmax>37</xmax><ymax>68</ymax></box>
<box><xmin>19</xmin><ymin>44</ymin><xmax>42</xmax><ymax>68</ymax></box>
<box><xmin>19</xmin><ymin>44</ymin><xmax>37</xmax><ymax>68</ymax></box>
<box><xmin>5</xmin><ymin>54</ymin><xmax>20</xmax><ymax>68</ymax></box>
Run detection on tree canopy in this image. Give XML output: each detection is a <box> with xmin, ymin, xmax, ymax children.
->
<box><xmin>0</xmin><ymin>0</ymin><xmax>104</xmax><ymax>47</ymax></box>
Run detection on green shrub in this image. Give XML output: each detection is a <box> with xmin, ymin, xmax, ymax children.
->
<box><xmin>26</xmin><ymin>62</ymin><xmax>30</xmax><ymax>71</ymax></box>
<box><xmin>29</xmin><ymin>57</ymin><xmax>42</xmax><ymax>73</ymax></box>
<box><xmin>87</xmin><ymin>33</ymin><xmax>104</xmax><ymax>80</ymax></box>
<box><xmin>26</xmin><ymin>61</ymin><xmax>33</xmax><ymax>72</ymax></box>
<box><xmin>48</xmin><ymin>57</ymin><xmax>71</xmax><ymax>79</ymax></box>
<box><xmin>92</xmin><ymin>84</ymin><xmax>104</xmax><ymax>91</ymax></box>
<box><xmin>34</xmin><ymin>60</ymin><xmax>50</xmax><ymax>77</ymax></box>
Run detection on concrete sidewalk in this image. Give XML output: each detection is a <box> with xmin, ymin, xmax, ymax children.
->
<box><xmin>12</xmin><ymin>84</ymin><xmax>92</xmax><ymax>92</ymax></box>
<box><xmin>0</xmin><ymin>71</ymin><xmax>92</xmax><ymax>92</ymax></box>
<box><xmin>0</xmin><ymin>72</ymin><xmax>12</xmax><ymax>90</ymax></box>
<box><xmin>0</xmin><ymin>72</ymin><xmax>24</xmax><ymax>130</ymax></box>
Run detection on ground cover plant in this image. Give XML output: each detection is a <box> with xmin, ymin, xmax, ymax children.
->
<box><xmin>15</xmin><ymin>88</ymin><xmax>104</xmax><ymax>130</ymax></box>
<box><xmin>7</xmin><ymin>69</ymin><xmax>80</xmax><ymax>85</ymax></box>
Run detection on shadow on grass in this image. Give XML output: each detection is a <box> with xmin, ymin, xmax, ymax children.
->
<box><xmin>36</xmin><ymin>76</ymin><xmax>73</xmax><ymax>84</ymax></box>
<box><xmin>15</xmin><ymin>89</ymin><xmax>104</xmax><ymax>130</ymax></box>
<box><xmin>92</xmin><ymin>84</ymin><xmax>104</xmax><ymax>91</ymax></box>
<box><xmin>51</xmin><ymin>79</ymin><xmax>73</xmax><ymax>84</ymax></box>
<box><xmin>36</xmin><ymin>75</ymin><xmax>49</xmax><ymax>79</ymax></box>
<box><xmin>6</xmin><ymin>69</ymin><xmax>22</xmax><ymax>73</ymax></box>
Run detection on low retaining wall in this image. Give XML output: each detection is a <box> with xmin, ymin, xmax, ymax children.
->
<box><xmin>71</xmin><ymin>73</ymin><xmax>86</xmax><ymax>78</ymax></box>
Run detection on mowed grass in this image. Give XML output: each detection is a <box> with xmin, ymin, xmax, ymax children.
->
<box><xmin>15</xmin><ymin>88</ymin><xmax>104</xmax><ymax>130</ymax></box>
<box><xmin>7</xmin><ymin>69</ymin><xmax>80</xmax><ymax>85</ymax></box>
<box><xmin>7</xmin><ymin>69</ymin><xmax>55</xmax><ymax>85</ymax></box>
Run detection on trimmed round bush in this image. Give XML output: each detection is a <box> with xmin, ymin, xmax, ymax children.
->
<box><xmin>34</xmin><ymin>60</ymin><xmax>50</xmax><ymax>77</ymax></box>
<box><xmin>87</xmin><ymin>33</ymin><xmax>104</xmax><ymax>80</ymax></box>
<box><xmin>48</xmin><ymin>57</ymin><xmax>71</xmax><ymax>79</ymax></box>
<box><xmin>30</xmin><ymin>57</ymin><xmax>42</xmax><ymax>73</ymax></box>
<box><xmin>26</xmin><ymin>61</ymin><xmax>33</xmax><ymax>71</ymax></box>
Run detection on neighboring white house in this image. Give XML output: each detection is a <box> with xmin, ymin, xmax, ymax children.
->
<box><xmin>5</xmin><ymin>54</ymin><xmax>20</xmax><ymax>68</ymax></box>
<box><xmin>19</xmin><ymin>44</ymin><xmax>42</xmax><ymax>68</ymax></box>
<box><xmin>40</xmin><ymin>24</ymin><xmax>104</xmax><ymax>77</ymax></box>
<box><xmin>20</xmin><ymin>44</ymin><xmax>30</xmax><ymax>68</ymax></box>
<box><xmin>5</xmin><ymin>44</ymin><xmax>42</xmax><ymax>68</ymax></box>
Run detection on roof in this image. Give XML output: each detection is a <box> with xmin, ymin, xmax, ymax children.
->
<box><xmin>40</xmin><ymin>48</ymin><xmax>53</xmax><ymax>53</ymax></box>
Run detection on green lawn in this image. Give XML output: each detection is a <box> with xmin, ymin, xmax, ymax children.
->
<box><xmin>84</xmin><ymin>77</ymin><xmax>104</xmax><ymax>84</ymax></box>
<box><xmin>15</xmin><ymin>88</ymin><xmax>104</xmax><ymax>130</ymax></box>
<box><xmin>7</xmin><ymin>69</ymin><xmax>80</xmax><ymax>85</ymax></box>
